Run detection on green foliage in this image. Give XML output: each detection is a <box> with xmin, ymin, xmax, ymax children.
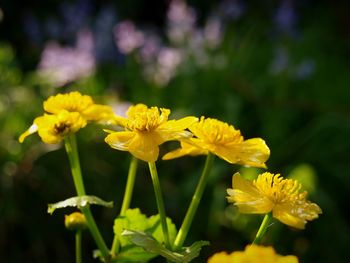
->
<box><xmin>112</xmin><ymin>208</ymin><xmax>177</xmax><ymax>262</ymax></box>
<box><xmin>122</xmin><ymin>229</ymin><xmax>209</xmax><ymax>263</ymax></box>
<box><xmin>47</xmin><ymin>195</ymin><xmax>113</xmax><ymax>214</ymax></box>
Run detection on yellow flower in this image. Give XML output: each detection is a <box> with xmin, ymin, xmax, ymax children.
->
<box><xmin>163</xmin><ymin>117</ymin><xmax>270</xmax><ymax>168</ymax></box>
<box><xmin>19</xmin><ymin>91</ymin><xmax>116</xmax><ymax>144</ymax></box>
<box><xmin>43</xmin><ymin>91</ymin><xmax>115</xmax><ymax>123</ymax></box>
<box><xmin>227</xmin><ymin>172</ymin><xmax>322</xmax><ymax>229</ymax></box>
<box><xmin>19</xmin><ymin>110</ymin><xmax>86</xmax><ymax>144</ymax></box>
<box><xmin>207</xmin><ymin>245</ymin><xmax>299</xmax><ymax>263</ymax></box>
<box><xmin>105</xmin><ymin>104</ymin><xmax>198</xmax><ymax>162</ymax></box>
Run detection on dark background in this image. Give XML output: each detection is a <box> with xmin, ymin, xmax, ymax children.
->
<box><xmin>1</xmin><ymin>0</ymin><xmax>350</xmax><ymax>262</ymax></box>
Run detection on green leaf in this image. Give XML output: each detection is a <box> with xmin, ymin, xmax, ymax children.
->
<box><xmin>122</xmin><ymin>229</ymin><xmax>209</xmax><ymax>263</ymax></box>
<box><xmin>47</xmin><ymin>195</ymin><xmax>113</xmax><ymax>214</ymax></box>
<box><xmin>113</xmin><ymin>208</ymin><xmax>177</xmax><ymax>262</ymax></box>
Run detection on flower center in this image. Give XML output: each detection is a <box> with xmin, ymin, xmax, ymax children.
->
<box><xmin>54</xmin><ymin>122</ymin><xmax>70</xmax><ymax>135</ymax></box>
<box><xmin>191</xmin><ymin>117</ymin><xmax>243</xmax><ymax>144</ymax></box>
<box><xmin>254</xmin><ymin>173</ymin><xmax>301</xmax><ymax>204</ymax></box>
<box><xmin>126</xmin><ymin>104</ymin><xmax>170</xmax><ymax>132</ymax></box>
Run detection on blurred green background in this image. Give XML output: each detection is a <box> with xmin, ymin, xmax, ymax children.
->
<box><xmin>1</xmin><ymin>0</ymin><xmax>349</xmax><ymax>262</ymax></box>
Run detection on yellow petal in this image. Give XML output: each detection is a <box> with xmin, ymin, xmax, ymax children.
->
<box><xmin>159</xmin><ymin>116</ymin><xmax>198</xmax><ymax>131</ymax></box>
<box><xmin>82</xmin><ymin>104</ymin><xmax>116</xmax><ymax>123</ymax></box>
<box><xmin>128</xmin><ymin>132</ymin><xmax>160</xmax><ymax>162</ymax></box>
<box><xmin>19</xmin><ymin>123</ymin><xmax>38</xmax><ymax>143</ymax></box>
<box><xmin>207</xmin><ymin>251</ymin><xmax>234</xmax><ymax>263</ymax></box>
<box><xmin>43</xmin><ymin>91</ymin><xmax>93</xmax><ymax>114</ymax></box>
<box><xmin>227</xmin><ymin>173</ymin><xmax>273</xmax><ymax>214</ymax></box>
<box><xmin>105</xmin><ymin>131</ymin><xmax>160</xmax><ymax>162</ymax></box>
<box><xmin>156</xmin><ymin>116</ymin><xmax>198</xmax><ymax>144</ymax></box>
<box><xmin>230</xmin><ymin>245</ymin><xmax>299</xmax><ymax>263</ymax></box>
<box><xmin>208</xmin><ymin>144</ymin><xmax>240</xmax><ymax>164</ymax></box>
<box><xmin>237</xmin><ymin>138</ymin><xmax>270</xmax><ymax>168</ymax></box>
<box><xmin>273</xmin><ymin>198</ymin><xmax>322</xmax><ymax>229</ymax></box>
<box><xmin>162</xmin><ymin>140</ymin><xmax>208</xmax><ymax>160</ymax></box>
<box><xmin>273</xmin><ymin>203</ymin><xmax>306</xmax><ymax>229</ymax></box>
<box><xmin>105</xmin><ymin>131</ymin><xmax>135</xmax><ymax>151</ymax></box>
<box><xmin>277</xmin><ymin>255</ymin><xmax>299</xmax><ymax>263</ymax></box>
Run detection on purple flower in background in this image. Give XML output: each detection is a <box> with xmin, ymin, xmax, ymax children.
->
<box><xmin>166</xmin><ymin>0</ymin><xmax>196</xmax><ymax>45</ymax></box>
<box><xmin>204</xmin><ymin>16</ymin><xmax>223</xmax><ymax>49</ymax></box>
<box><xmin>138</xmin><ymin>34</ymin><xmax>161</xmax><ymax>63</ymax></box>
<box><xmin>114</xmin><ymin>21</ymin><xmax>145</xmax><ymax>54</ymax></box>
<box><xmin>142</xmin><ymin>47</ymin><xmax>183</xmax><ymax>86</ymax></box>
<box><xmin>274</xmin><ymin>0</ymin><xmax>298</xmax><ymax>36</ymax></box>
<box><xmin>38</xmin><ymin>29</ymin><xmax>95</xmax><ymax>87</ymax></box>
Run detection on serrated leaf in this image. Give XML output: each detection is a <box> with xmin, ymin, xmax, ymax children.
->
<box><xmin>180</xmin><ymin>240</ymin><xmax>210</xmax><ymax>262</ymax></box>
<box><xmin>113</xmin><ymin>208</ymin><xmax>177</xmax><ymax>262</ymax></box>
<box><xmin>122</xmin><ymin>229</ymin><xmax>209</xmax><ymax>263</ymax></box>
<box><xmin>47</xmin><ymin>195</ymin><xmax>113</xmax><ymax>214</ymax></box>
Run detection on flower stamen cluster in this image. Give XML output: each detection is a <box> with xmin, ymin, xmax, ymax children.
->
<box><xmin>123</xmin><ymin>104</ymin><xmax>171</xmax><ymax>132</ymax></box>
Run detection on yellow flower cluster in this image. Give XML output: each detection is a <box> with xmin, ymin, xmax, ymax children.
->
<box><xmin>207</xmin><ymin>245</ymin><xmax>299</xmax><ymax>263</ymax></box>
<box><xmin>19</xmin><ymin>96</ymin><xmax>322</xmax><ymax>261</ymax></box>
<box><xmin>104</xmin><ymin>105</ymin><xmax>270</xmax><ymax>166</ymax></box>
<box><xmin>227</xmin><ymin>172</ymin><xmax>322</xmax><ymax>229</ymax></box>
<box><xmin>19</xmin><ymin>91</ymin><xmax>115</xmax><ymax>144</ymax></box>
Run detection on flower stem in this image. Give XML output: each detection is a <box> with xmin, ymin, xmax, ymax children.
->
<box><xmin>111</xmin><ymin>156</ymin><xmax>138</xmax><ymax>255</ymax></box>
<box><xmin>253</xmin><ymin>212</ymin><xmax>273</xmax><ymax>245</ymax></box>
<box><xmin>75</xmin><ymin>230</ymin><xmax>82</xmax><ymax>263</ymax></box>
<box><xmin>148</xmin><ymin>161</ymin><xmax>171</xmax><ymax>249</ymax></box>
<box><xmin>64</xmin><ymin>135</ymin><xmax>110</xmax><ymax>262</ymax></box>
<box><xmin>173</xmin><ymin>153</ymin><xmax>215</xmax><ymax>250</ymax></box>
<box><xmin>120</xmin><ymin>156</ymin><xmax>138</xmax><ymax>215</ymax></box>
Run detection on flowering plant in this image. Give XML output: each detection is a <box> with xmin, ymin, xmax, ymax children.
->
<box><xmin>20</xmin><ymin>91</ymin><xmax>321</xmax><ymax>263</ymax></box>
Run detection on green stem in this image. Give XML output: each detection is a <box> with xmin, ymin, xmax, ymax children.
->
<box><xmin>75</xmin><ymin>230</ymin><xmax>82</xmax><ymax>263</ymax></box>
<box><xmin>64</xmin><ymin>135</ymin><xmax>110</xmax><ymax>262</ymax></box>
<box><xmin>111</xmin><ymin>156</ymin><xmax>138</xmax><ymax>255</ymax></box>
<box><xmin>252</xmin><ymin>213</ymin><xmax>273</xmax><ymax>245</ymax></box>
<box><xmin>64</xmin><ymin>135</ymin><xmax>86</xmax><ymax>196</ymax></box>
<box><xmin>120</xmin><ymin>157</ymin><xmax>138</xmax><ymax>215</ymax></box>
<box><xmin>148</xmin><ymin>161</ymin><xmax>171</xmax><ymax>249</ymax></box>
<box><xmin>173</xmin><ymin>153</ymin><xmax>215</xmax><ymax>250</ymax></box>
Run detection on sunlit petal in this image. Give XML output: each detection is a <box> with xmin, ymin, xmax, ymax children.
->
<box><xmin>237</xmin><ymin>138</ymin><xmax>270</xmax><ymax>168</ymax></box>
<box><xmin>104</xmin><ymin>131</ymin><xmax>135</xmax><ymax>151</ymax></box>
<box><xmin>159</xmin><ymin>116</ymin><xmax>198</xmax><ymax>131</ymax></box>
<box><xmin>162</xmin><ymin>140</ymin><xmax>208</xmax><ymax>160</ymax></box>
<box><xmin>273</xmin><ymin>203</ymin><xmax>306</xmax><ymax>229</ymax></box>
<box><xmin>19</xmin><ymin>123</ymin><xmax>38</xmax><ymax>143</ymax></box>
<box><xmin>82</xmin><ymin>104</ymin><xmax>116</xmax><ymax>123</ymax></box>
<box><xmin>227</xmin><ymin>173</ymin><xmax>273</xmax><ymax>214</ymax></box>
<box><xmin>128</xmin><ymin>133</ymin><xmax>160</xmax><ymax>162</ymax></box>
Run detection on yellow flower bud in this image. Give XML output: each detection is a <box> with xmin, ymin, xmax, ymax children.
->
<box><xmin>64</xmin><ymin>212</ymin><xmax>87</xmax><ymax>231</ymax></box>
